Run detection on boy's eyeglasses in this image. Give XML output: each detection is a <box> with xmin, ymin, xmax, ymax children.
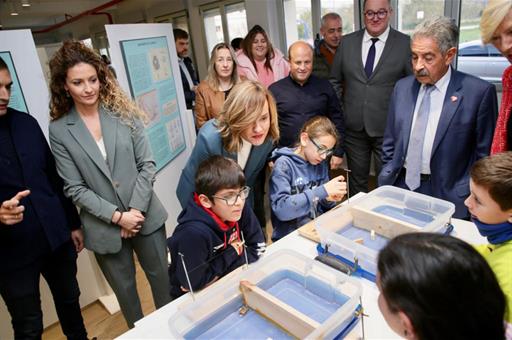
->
<box><xmin>212</xmin><ymin>186</ymin><xmax>251</xmax><ymax>206</ymax></box>
<box><xmin>309</xmin><ymin>137</ymin><xmax>335</xmax><ymax>157</ymax></box>
<box><xmin>364</xmin><ymin>9</ymin><xmax>388</xmax><ymax>19</ymax></box>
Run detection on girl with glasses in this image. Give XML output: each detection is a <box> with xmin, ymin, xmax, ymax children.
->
<box><xmin>269</xmin><ymin>116</ymin><xmax>347</xmax><ymax>241</ymax></box>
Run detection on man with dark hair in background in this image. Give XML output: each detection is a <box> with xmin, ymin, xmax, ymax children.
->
<box><xmin>174</xmin><ymin>28</ymin><xmax>199</xmax><ymax>110</ymax></box>
<box><xmin>0</xmin><ymin>57</ymin><xmax>88</xmax><ymax>339</ymax></box>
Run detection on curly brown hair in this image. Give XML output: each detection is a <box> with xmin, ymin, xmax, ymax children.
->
<box><xmin>49</xmin><ymin>40</ymin><xmax>146</xmax><ymax>124</ymax></box>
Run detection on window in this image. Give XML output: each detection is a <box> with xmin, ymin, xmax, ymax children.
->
<box><xmin>201</xmin><ymin>1</ymin><xmax>247</xmax><ymax>58</ymax></box>
<box><xmin>226</xmin><ymin>2</ymin><xmax>248</xmax><ymax>42</ymax></box>
<box><xmin>459</xmin><ymin>0</ymin><xmax>488</xmax><ymax>44</ymax></box>
<box><xmin>320</xmin><ymin>0</ymin><xmax>355</xmax><ymax>34</ymax></box>
<box><xmin>457</xmin><ymin>0</ymin><xmax>507</xmax><ymax>89</ymax></box>
<box><xmin>283</xmin><ymin>0</ymin><xmax>313</xmax><ymax>48</ymax></box>
<box><xmin>396</xmin><ymin>0</ymin><xmax>445</xmax><ymax>35</ymax></box>
<box><xmin>203</xmin><ymin>8</ymin><xmax>223</xmax><ymax>55</ymax></box>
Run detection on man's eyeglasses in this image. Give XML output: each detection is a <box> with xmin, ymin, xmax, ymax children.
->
<box><xmin>364</xmin><ymin>9</ymin><xmax>388</xmax><ymax>19</ymax></box>
<box><xmin>309</xmin><ymin>137</ymin><xmax>335</xmax><ymax>157</ymax></box>
<box><xmin>212</xmin><ymin>186</ymin><xmax>251</xmax><ymax>206</ymax></box>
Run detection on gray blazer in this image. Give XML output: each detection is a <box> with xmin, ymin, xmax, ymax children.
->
<box><xmin>330</xmin><ymin>27</ymin><xmax>412</xmax><ymax>137</ymax></box>
<box><xmin>49</xmin><ymin>106</ymin><xmax>168</xmax><ymax>254</ymax></box>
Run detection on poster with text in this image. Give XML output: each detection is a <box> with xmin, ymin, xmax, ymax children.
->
<box><xmin>0</xmin><ymin>51</ymin><xmax>28</xmax><ymax>114</ymax></box>
<box><xmin>120</xmin><ymin>36</ymin><xmax>185</xmax><ymax>171</ymax></box>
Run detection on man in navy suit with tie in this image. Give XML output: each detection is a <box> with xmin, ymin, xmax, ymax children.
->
<box><xmin>0</xmin><ymin>57</ymin><xmax>87</xmax><ymax>339</ymax></box>
<box><xmin>379</xmin><ymin>16</ymin><xmax>498</xmax><ymax>218</ymax></box>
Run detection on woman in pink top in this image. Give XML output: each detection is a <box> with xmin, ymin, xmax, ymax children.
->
<box><xmin>236</xmin><ymin>25</ymin><xmax>290</xmax><ymax>88</ymax></box>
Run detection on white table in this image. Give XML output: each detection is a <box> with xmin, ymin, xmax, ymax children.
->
<box><xmin>118</xmin><ymin>204</ymin><xmax>485</xmax><ymax>340</ymax></box>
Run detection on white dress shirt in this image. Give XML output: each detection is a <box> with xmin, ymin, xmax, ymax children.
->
<box><xmin>406</xmin><ymin>67</ymin><xmax>452</xmax><ymax>174</ymax></box>
<box><xmin>178</xmin><ymin>57</ymin><xmax>195</xmax><ymax>89</ymax></box>
<box><xmin>96</xmin><ymin>137</ymin><xmax>107</xmax><ymax>161</ymax></box>
<box><xmin>361</xmin><ymin>25</ymin><xmax>390</xmax><ymax>71</ymax></box>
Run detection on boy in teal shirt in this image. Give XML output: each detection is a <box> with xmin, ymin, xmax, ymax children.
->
<box><xmin>465</xmin><ymin>151</ymin><xmax>512</xmax><ymax>328</ymax></box>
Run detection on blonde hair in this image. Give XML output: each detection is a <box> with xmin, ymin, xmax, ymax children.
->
<box><xmin>49</xmin><ymin>40</ymin><xmax>146</xmax><ymax>125</ymax></box>
<box><xmin>206</xmin><ymin>43</ymin><xmax>240</xmax><ymax>90</ymax></box>
<box><xmin>481</xmin><ymin>0</ymin><xmax>512</xmax><ymax>44</ymax></box>
<box><xmin>216</xmin><ymin>80</ymin><xmax>279</xmax><ymax>153</ymax></box>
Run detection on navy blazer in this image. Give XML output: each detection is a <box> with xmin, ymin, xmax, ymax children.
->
<box><xmin>379</xmin><ymin>70</ymin><xmax>497</xmax><ymax>218</ymax></box>
<box><xmin>176</xmin><ymin>119</ymin><xmax>274</xmax><ymax>208</ymax></box>
<box><xmin>0</xmin><ymin>108</ymin><xmax>80</xmax><ymax>273</ymax></box>
<box><xmin>180</xmin><ymin>56</ymin><xmax>199</xmax><ymax>110</ymax></box>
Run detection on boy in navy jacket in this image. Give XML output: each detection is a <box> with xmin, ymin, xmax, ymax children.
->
<box><xmin>167</xmin><ymin>156</ymin><xmax>265</xmax><ymax>298</ymax></box>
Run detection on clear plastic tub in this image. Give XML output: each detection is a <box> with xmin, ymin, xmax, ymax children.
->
<box><xmin>316</xmin><ymin>186</ymin><xmax>455</xmax><ymax>276</ymax></box>
<box><xmin>168</xmin><ymin>249</ymin><xmax>362</xmax><ymax>339</ymax></box>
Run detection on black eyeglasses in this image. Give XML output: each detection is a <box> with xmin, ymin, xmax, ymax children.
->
<box><xmin>309</xmin><ymin>137</ymin><xmax>335</xmax><ymax>157</ymax></box>
<box><xmin>212</xmin><ymin>186</ymin><xmax>251</xmax><ymax>206</ymax></box>
<box><xmin>364</xmin><ymin>9</ymin><xmax>388</xmax><ymax>19</ymax></box>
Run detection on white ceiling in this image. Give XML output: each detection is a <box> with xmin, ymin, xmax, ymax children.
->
<box><xmin>0</xmin><ymin>0</ymin><xmax>174</xmax><ymax>30</ymax></box>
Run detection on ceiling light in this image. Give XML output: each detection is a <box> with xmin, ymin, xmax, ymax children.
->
<box><xmin>10</xmin><ymin>3</ymin><xmax>19</xmax><ymax>15</ymax></box>
<box><xmin>21</xmin><ymin>0</ymin><xmax>31</xmax><ymax>7</ymax></box>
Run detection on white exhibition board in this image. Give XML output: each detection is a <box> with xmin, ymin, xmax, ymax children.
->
<box><xmin>106</xmin><ymin>23</ymin><xmax>197</xmax><ymax>235</ymax></box>
<box><xmin>0</xmin><ymin>30</ymin><xmax>50</xmax><ymax>138</ymax></box>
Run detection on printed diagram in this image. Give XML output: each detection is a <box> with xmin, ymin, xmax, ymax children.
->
<box><xmin>167</xmin><ymin>117</ymin><xmax>185</xmax><ymax>151</ymax></box>
<box><xmin>136</xmin><ymin>89</ymin><xmax>160</xmax><ymax>124</ymax></box>
<box><xmin>148</xmin><ymin>47</ymin><xmax>171</xmax><ymax>82</ymax></box>
<box><xmin>162</xmin><ymin>98</ymin><xmax>176</xmax><ymax>116</ymax></box>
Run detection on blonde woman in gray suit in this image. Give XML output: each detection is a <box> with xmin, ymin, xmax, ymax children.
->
<box><xmin>48</xmin><ymin>41</ymin><xmax>171</xmax><ymax>328</ymax></box>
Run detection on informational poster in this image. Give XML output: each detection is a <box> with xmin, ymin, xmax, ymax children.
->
<box><xmin>120</xmin><ymin>36</ymin><xmax>186</xmax><ymax>171</ymax></box>
<box><xmin>0</xmin><ymin>51</ymin><xmax>28</xmax><ymax>113</ymax></box>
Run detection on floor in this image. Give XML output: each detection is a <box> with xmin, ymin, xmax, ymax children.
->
<box><xmin>42</xmin><ymin>260</ymin><xmax>155</xmax><ymax>340</ymax></box>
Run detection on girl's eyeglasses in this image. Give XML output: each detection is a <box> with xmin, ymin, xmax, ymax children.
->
<box><xmin>309</xmin><ymin>137</ymin><xmax>335</xmax><ymax>157</ymax></box>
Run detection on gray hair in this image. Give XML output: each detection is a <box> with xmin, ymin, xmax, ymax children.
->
<box><xmin>412</xmin><ymin>16</ymin><xmax>458</xmax><ymax>55</ymax></box>
<box><xmin>321</xmin><ymin>12</ymin><xmax>342</xmax><ymax>28</ymax></box>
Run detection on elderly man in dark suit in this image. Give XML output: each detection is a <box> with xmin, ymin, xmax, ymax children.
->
<box><xmin>379</xmin><ymin>16</ymin><xmax>498</xmax><ymax>218</ymax></box>
<box><xmin>330</xmin><ymin>0</ymin><xmax>412</xmax><ymax>196</ymax></box>
<box><xmin>0</xmin><ymin>58</ymin><xmax>87</xmax><ymax>339</ymax></box>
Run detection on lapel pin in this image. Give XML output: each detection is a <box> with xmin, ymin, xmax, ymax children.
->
<box><xmin>450</xmin><ymin>96</ymin><xmax>458</xmax><ymax>102</ymax></box>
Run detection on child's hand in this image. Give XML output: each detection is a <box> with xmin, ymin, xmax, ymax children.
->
<box><xmin>326</xmin><ymin>193</ymin><xmax>344</xmax><ymax>202</ymax></box>
<box><xmin>230</xmin><ymin>239</ymin><xmax>245</xmax><ymax>256</ymax></box>
<box><xmin>324</xmin><ymin>175</ymin><xmax>347</xmax><ymax>199</ymax></box>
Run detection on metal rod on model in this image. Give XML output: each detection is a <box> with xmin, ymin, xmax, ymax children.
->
<box><xmin>241</xmin><ymin>231</ymin><xmax>249</xmax><ymax>268</ymax></box>
<box><xmin>178</xmin><ymin>252</ymin><xmax>195</xmax><ymax>301</ymax></box>
<box><xmin>342</xmin><ymin>168</ymin><xmax>352</xmax><ymax>203</ymax></box>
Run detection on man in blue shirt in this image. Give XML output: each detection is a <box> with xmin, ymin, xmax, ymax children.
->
<box><xmin>269</xmin><ymin>41</ymin><xmax>345</xmax><ymax>169</ymax></box>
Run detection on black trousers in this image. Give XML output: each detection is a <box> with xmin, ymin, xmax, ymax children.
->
<box><xmin>344</xmin><ymin>129</ymin><xmax>383</xmax><ymax>196</ymax></box>
<box><xmin>0</xmin><ymin>241</ymin><xmax>87</xmax><ymax>340</ymax></box>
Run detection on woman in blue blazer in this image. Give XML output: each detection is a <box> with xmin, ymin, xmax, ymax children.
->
<box><xmin>48</xmin><ymin>41</ymin><xmax>170</xmax><ymax>328</ymax></box>
<box><xmin>176</xmin><ymin>80</ymin><xmax>279</xmax><ymax>208</ymax></box>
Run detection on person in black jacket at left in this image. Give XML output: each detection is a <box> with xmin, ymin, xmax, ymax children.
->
<box><xmin>174</xmin><ymin>28</ymin><xmax>199</xmax><ymax>110</ymax></box>
<box><xmin>0</xmin><ymin>57</ymin><xmax>87</xmax><ymax>339</ymax></box>
<box><xmin>167</xmin><ymin>156</ymin><xmax>266</xmax><ymax>298</ymax></box>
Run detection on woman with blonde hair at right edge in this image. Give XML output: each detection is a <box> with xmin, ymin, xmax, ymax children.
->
<box><xmin>481</xmin><ymin>0</ymin><xmax>512</xmax><ymax>153</ymax></box>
